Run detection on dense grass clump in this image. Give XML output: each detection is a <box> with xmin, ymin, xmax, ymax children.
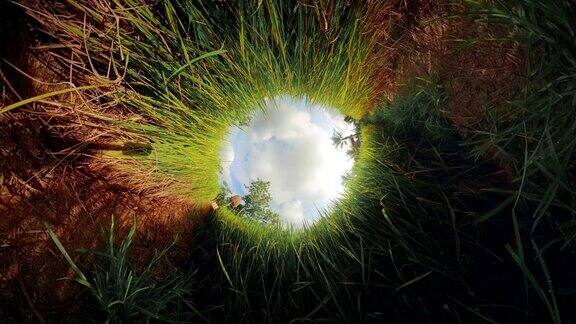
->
<box><xmin>465</xmin><ymin>2</ymin><xmax>576</xmax><ymax>322</ymax></box>
<box><xmin>46</xmin><ymin>219</ymin><xmax>194</xmax><ymax>323</ymax></box>
<box><xmin>20</xmin><ymin>0</ymin><xmax>380</xmax><ymax>202</ymax></box>
<box><xmin>191</xmin><ymin>81</ymin><xmax>526</xmax><ymax>322</ymax></box>
<box><xmin>4</xmin><ymin>0</ymin><xmax>574</xmax><ymax>322</ymax></box>
<box><xmin>470</xmin><ymin>0</ymin><xmax>576</xmax><ymax>239</ymax></box>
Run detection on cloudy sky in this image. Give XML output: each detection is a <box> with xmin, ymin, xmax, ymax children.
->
<box><xmin>220</xmin><ymin>96</ymin><xmax>355</xmax><ymax>228</ymax></box>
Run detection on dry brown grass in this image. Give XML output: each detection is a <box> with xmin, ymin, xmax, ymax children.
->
<box><xmin>366</xmin><ymin>0</ymin><xmax>525</xmax><ymax>131</ymax></box>
<box><xmin>0</xmin><ymin>3</ymin><xmax>212</xmax><ymax>320</ymax></box>
<box><xmin>0</xmin><ymin>113</ymin><xmax>202</xmax><ymax>320</ymax></box>
<box><xmin>4</xmin><ymin>0</ymin><xmax>197</xmax><ymax>200</ymax></box>
<box><xmin>0</xmin><ymin>0</ymin><xmax>527</xmax><ymax>320</ymax></box>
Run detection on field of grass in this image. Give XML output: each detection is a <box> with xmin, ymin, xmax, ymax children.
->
<box><xmin>1</xmin><ymin>0</ymin><xmax>575</xmax><ymax>322</ymax></box>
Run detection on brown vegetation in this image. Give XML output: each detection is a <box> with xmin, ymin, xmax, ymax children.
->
<box><xmin>367</xmin><ymin>0</ymin><xmax>525</xmax><ymax>130</ymax></box>
<box><xmin>0</xmin><ymin>0</ymin><xmax>525</xmax><ymax>320</ymax></box>
<box><xmin>0</xmin><ymin>3</ymin><xmax>211</xmax><ymax>320</ymax></box>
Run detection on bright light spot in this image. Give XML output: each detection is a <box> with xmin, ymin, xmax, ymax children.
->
<box><xmin>220</xmin><ymin>96</ymin><xmax>356</xmax><ymax>228</ymax></box>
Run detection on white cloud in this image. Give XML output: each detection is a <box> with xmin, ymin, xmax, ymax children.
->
<box><xmin>277</xmin><ymin>201</ymin><xmax>306</xmax><ymax>227</ymax></box>
<box><xmin>222</xmin><ymin>97</ymin><xmax>355</xmax><ymax>227</ymax></box>
<box><xmin>220</xmin><ymin>139</ymin><xmax>235</xmax><ymax>183</ymax></box>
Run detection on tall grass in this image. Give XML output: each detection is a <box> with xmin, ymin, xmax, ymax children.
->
<box><xmin>193</xmin><ymin>80</ymin><xmax>522</xmax><ymax>322</ymax></box>
<box><xmin>45</xmin><ymin>218</ymin><xmax>194</xmax><ymax>323</ymax></box>
<box><xmin>464</xmin><ymin>1</ymin><xmax>576</xmax><ymax>322</ymax></box>
<box><xmin>469</xmin><ymin>0</ymin><xmax>576</xmax><ymax>235</ymax></box>
<box><xmin>20</xmin><ymin>0</ymin><xmax>382</xmax><ymax>203</ymax></box>
<box><xmin>7</xmin><ymin>0</ymin><xmax>575</xmax><ymax>322</ymax></box>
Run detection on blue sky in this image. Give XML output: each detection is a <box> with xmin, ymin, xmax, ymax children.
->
<box><xmin>220</xmin><ymin>96</ymin><xmax>355</xmax><ymax>227</ymax></box>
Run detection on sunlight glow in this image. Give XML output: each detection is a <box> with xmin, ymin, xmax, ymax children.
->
<box><xmin>220</xmin><ymin>96</ymin><xmax>356</xmax><ymax>228</ymax></box>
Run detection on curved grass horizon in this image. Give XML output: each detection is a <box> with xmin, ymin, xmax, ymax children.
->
<box><xmin>2</xmin><ymin>0</ymin><xmax>575</xmax><ymax>322</ymax></box>
<box><xmin>20</xmin><ymin>0</ymin><xmax>383</xmax><ymax>203</ymax></box>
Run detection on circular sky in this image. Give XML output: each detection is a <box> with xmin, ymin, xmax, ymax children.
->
<box><xmin>220</xmin><ymin>96</ymin><xmax>356</xmax><ymax>228</ymax></box>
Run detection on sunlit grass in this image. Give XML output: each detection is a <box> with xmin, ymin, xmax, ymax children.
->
<box><xmin>19</xmin><ymin>0</ymin><xmax>381</xmax><ymax>203</ymax></box>
<box><xmin>196</xmin><ymin>81</ymin><xmax>501</xmax><ymax>321</ymax></box>
<box><xmin>3</xmin><ymin>0</ymin><xmax>573</xmax><ymax>322</ymax></box>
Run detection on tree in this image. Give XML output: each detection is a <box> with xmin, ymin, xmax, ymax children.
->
<box><xmin>240</xmin><ymin>179</ymin><xmax>280</xmax><ymax>226</ymax></box>
<box><xmin>331</xmin><ymin>128</ymin><xmax>360</xmax><ymax>158</ymax></box>
<box><xmin>215</xmin><ymin>180</ymin><xmax>233</xmax><ymax>206</ymax></box>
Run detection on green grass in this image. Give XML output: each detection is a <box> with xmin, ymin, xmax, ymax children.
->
<box><xmin>4</xmin><ymin>0</ymin><xmax>575</xmax><ymax>322</ymax></box>
<box><xmin>45</xmin><ymin>218</ymin><xmax>194</xmax><ymax>323</ymax></box>
<box><xmin>193</xmin><ymin>80</ymin><xmax>521</xmax><ymax>322</ymax></box>
<box><xmin>21</xmin><ymin>0</ymin><xmax>382</xmax><ymax>203</ymax></box>
<box><xmin>468</xmin><ymin>0</ymin><xmax>576</xmax><ymax>236</ymax></box>
<box><xmin>463</xmin><ymin>1</ymin><xmax>576</xmax><ymax>322</ymax></box>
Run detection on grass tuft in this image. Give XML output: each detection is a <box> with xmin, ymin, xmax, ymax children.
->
<box><xmin>46</xmin><ymin>218</ymin><xmax>194</xmax><ymax>323</ymax></box>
